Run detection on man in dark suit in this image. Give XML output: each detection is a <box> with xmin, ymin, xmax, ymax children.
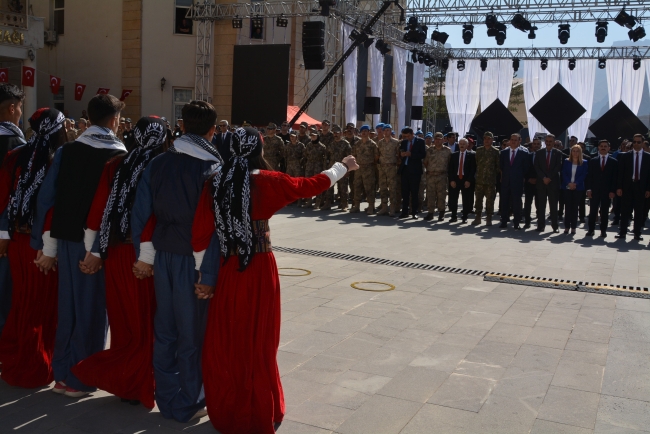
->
<box><xmin>523</xmin><ymin>138</ymin><xmax>541</xmax><ymax>229</ymax></box>
<box><xmin>447</xmin><ymin>138</ymin><xmax>476</xmax><ymax>223</ymax></box>
<box><xmin>586</xmin><ymin>140</ymin><xmax>618</xmax><ymax>238</ymax></box>
<box><xmin>534</xmin><ymin>134</ymin><xmax>564</xmax><ymax>232</ymax></box>
<box><xmin>616</xmin><ymin>133</ymin><xmax>650</xmax><ymax>240</ymax></box>
<box><xmin>211</xmin><ymin>119</ymin><xmax>232</xmax><ymax>161</ymax></box>
<box><xmin>398</xmin><ymin>127</ymin><xmax>426</xmax><ymax>219</ymax></box>
<box><xmin>499</xmin><ymin>133</ymin><xmax>530</xmax><ymax>230</ymax></box>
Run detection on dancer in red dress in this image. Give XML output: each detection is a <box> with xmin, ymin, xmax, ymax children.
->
<box><xmin>71</xmin><ymin>117</ymin><xmax>167</xmax><ymax>408</ymax></box>
<box><xmin>0</xmin><ymin>108</ymin><xmax>65</xmax><ymax>388</ymax></box>
<box><xmin>192</xmin><ymin>127</ymin><xmax>358</xmax><ymax>433</ymax></box>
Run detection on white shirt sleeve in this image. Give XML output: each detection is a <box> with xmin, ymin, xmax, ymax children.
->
<box><xmin>0</xmin><ymin>231</ymin><xmax>9</xmax><ymax>240</ymax></box>
<box><xmin>42</xmin><ymin>231</ymin><xmax>57</xmax><ymax>258</ymax></box>
<box><xmin>321</xmin><ymin>162</ymin><xmax>348</xmax><ymax>187</ymax></box>
<box><xmin>139</xmin><ymin>241</ymin><xmax>156</xmax><ymax>265</ymax></box>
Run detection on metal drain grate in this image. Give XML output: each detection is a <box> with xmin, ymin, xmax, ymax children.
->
<box><xmin>273</xmin><ymin>246</ymin><xmax>650</xmax><ymax>299</ymax></box>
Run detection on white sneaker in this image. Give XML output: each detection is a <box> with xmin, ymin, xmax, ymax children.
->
<box><xmin>190</xmin><ymin>408</ymin><xmax>208</xmax><ymax>421</ymax></box>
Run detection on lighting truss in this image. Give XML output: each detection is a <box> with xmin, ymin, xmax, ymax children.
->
<box><xmin>440</xmin><ymin>46</ymin><xmax>650</xmax><ymax>59</ymax></box>
<box><xmin>405</xmin><ymin>0</ymin><xmax>646</xmax><ymax>14</ymax></box>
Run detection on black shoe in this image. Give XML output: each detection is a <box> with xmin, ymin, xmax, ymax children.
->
<box><xmin>412</xmin><ymin>214</ymin><xmax>418</xmax><ymax>219</ymax></box>
<box><xmin>535</xmin><ymin>227</ymin><xmax>544</xmax><ymax>232</ymax></box>
<box><xmin>468</xmin><ymin>210</ymin><xmax>475</xmax><ymax>215</ymax></box>
<box><xmin>615</xmin><ymin>233</ymin><xmax>626</xmax><ymax>239</ymax></box>
<box><xmin>514</xmin><ymin>224</ymin><xmax>521</xmax><ymax>230</ymax></box>
<box><xmin>424</xmin><ymin>213</ymin><xmax>433</xmax><ymax>221</ymax></box>
<box><xmin>462</xmin><ymin>218</ymin><xmax>467</xmax><ymax>224</ymax></box>
<box><xmin>634</xmin><ymin>235</ymin><xmax>644</xmax><ymax>241</ymax></box>
<box><xmin>523</xmin><ymin>223</ymin><xmax>531</xmax><ymax>229</ymax></box>
<box><xmin>612</xmin><ymin>219</ymin><xmax>620</xmax><ymax>226</ymax></box>
<box><xmin>586</xmin><ymin>230</ymin><xmax>594</xmax><ymax>236</ymax></box>
<box><xmin>449</xmin><ymin>216</ymin><xmax>458</xmax><ymax>223</ymax></box>
<box><xmin>558</xmin><ymin>214</ymin><xmax>564</xmax><ymax>219</ymax></box>
<box><xmin>579</xmin><ymin>218</ymin><xmax>585</xmax><ymax>224</ymax></box>
<box><xmin>438</xmin><ymin>214</ymin><xmax>445</xmax><ymax>222</ymax></box>
<box><xmin>398</xmin><ymin>213</ymin><xmax>409</xmax><ymax>219</ymax></box>
<box><xmin>600</xmin><ymin>232</ymin><xmax>607</xmax><ymax>238</ymax></box>
<box><xmin>499</xmin><ymin>222</ymin><xmax>508</xmax><ymax>228</ymax></box>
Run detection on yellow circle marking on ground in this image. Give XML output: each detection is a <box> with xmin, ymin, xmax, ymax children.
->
<box><xmin>278</xmin><ymin>267</ymin><xmax>312</xmax><ymax>276</ymax></box>
<box><xmin>351</xmin><ymin>281</ymin><xmax>396</xmax><ymax>292</ymax></box>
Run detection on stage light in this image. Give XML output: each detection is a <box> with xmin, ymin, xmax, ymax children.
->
<box><xmin>495</xmin><ymin>25</ymin><xmax>506</xmax><ymax>45</ymax></box>
<box><xmin>595</xmin><ymin>21</ymin><xmax>608</xmax><ymax>43</ymax></box>
<box><xmin>615</xmin><ymin>9</ymin><xmax>636</xmax><ymax>29</ymax></box>
<box><xmin>629</xmin><ymin>26</ymin><xmax>646</xmax><ymax>42</ymax></box>
<box><xmin>441</xmin><ymin>58</ymin><xmax>449</xmax><ymax>70</ymax></box>
<box><xmin>540</xmin><ymin>58</ymin><xmax>548</xmax><ymax>70</ymax></box>
<box><xmin>232</xmin><ymin>16</ymin><xmax>243</xmax><ymax>28</ymax></box>
<box><xmin>404</xmin><ymin>16</ymin><xmax>428</xmax><ymax>44</ymax></box>
<box><xmin>251</xmin><ymin>15</ymin><xmax>263</xmax><ymax>29</ymax></box>
<box><xmin>528</xmin><ymin>26</ymin><xmax>537</xmax><ymax>39</ymax></box>
<box><xmin>485</xmin><ymin>14</ymin><xmax>498</xmax><ymax>29</ymax></box>
<box><xmin>318</xmin><ymin>0</ymin><xmax>336</xmax><ymax>17</ymax></box>
<box><xmin>431</xmin><ymin>30</ymin><xmax>449</xmax><ymax>44</ymax></box>
<box><xmin>479</xmin><ymin>58</ymin><xmax>488</xmax><ymax>71</ymax></box>
<box><xmin>417</xmin><ymin>52</ymin><xmax>425</xmax><ymax>64</ymax></box>
<box><xmin>558</xmin><ymin>24</ymin><xmax>570</xmax><ymax>44</ymax></box>
<box><xmin>511</xmin><ymin>13</ymin><xmax>532</xmax><ymax>32</ymax></box>
<box><xmin>411</xmin><ymin>50</ymin><xmax>418</xmax><ymax>63</ymax></box>
<box><xmin>364</xmin><ymin>36</ymin><xmax>375</xmax><ymax>48</ymax></box>
<box><xmin>512</xmin><ymin>58</ymin><xmax>520</xmax><ymax>72</ymax></box>
<box><xmin>457</xmin><ymin>60</ymin><xmax>465</xmax><ymax>71</ymax></box>
<box><xmin>633</xmin><ymin>56</ymin><xmax>641</xmax><ymax>70</ymax></box>
<box><xmin>462</xmin><ymin>24</ymin><xmax>474</xmax><ymax>44</ymax></box>
<box><xmin>424</xmin><ymin>54</ymin><xmax>435</xmax><ymax>67</ymax></box>
<box><xmin>485</xmin><ymin>14</ymin><xmax>507</xmax><ymax>45</ymax></box>
<box><xmin>276</xmin><ymin>15</ymin><xmax>288</xmax><ymax>27</ymax></box>
<box><xmin>568</xmin><ymin>58</ymin><xmax>576</xmax><ymax>70</ymax></box>
<box><xmin>375</xmin><ymin>39</ymin><xmax>391</xmax><ymax>56</ymax></box>
<box><xmin>598</xmin><ymin>58</ymin><xmax>606</xmax><ymax>69</ymax></box>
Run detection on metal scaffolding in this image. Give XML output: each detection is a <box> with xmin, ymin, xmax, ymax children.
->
<box><xmin>191</xmin><ymin>1</ymin><xmax>216</xmax><ymax>102</ymax></box>
<box><xmin>443</xmin><ymin>45</ymin><xmax>650</xmax><ymax>59</ymax></box>
<box><xmin>405</xmin><ymin>0</ymin><xmax>646</xmax><ymax>13</ymax></box>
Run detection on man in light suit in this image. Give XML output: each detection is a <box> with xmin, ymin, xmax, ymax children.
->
<box><xmin>586</xmin><ymin>140</ymin><xmax>618</xmax><ymax>238</ymax></box>
<box><xmin>398</xmin><ymin>127</ymin><xmax>427</xmax><ymax>219</ymax></box>
<box><xmin>534</xmin><ymin>134</ymin><xmax>564</xmax><ymax>233</ymax></box>
<box><xmin>212</xmin><ymin>119</ymin><xmax>232</xmax><ymax>161</ymax></box>
<box><xmin>499</xmin><ymin>133</ymin><xmax>530</xmax><ymax>230</ymax></box>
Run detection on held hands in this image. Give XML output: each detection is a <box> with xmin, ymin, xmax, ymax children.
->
<box><xmin>646</xmin><ymin>191</ymin><xmax>650</xmax><ymax>199</ymax></box>
<box><xmin>450</xmin><ymin>181</ymin><xmax>456</xmax><ymax>189</ymax></box>
<box><xmin>194</xmin><ymin>272</ymin><xmax>215</xmax><ymax>300</ymax></box>
<box><xmin>616</xmin><ymin>189</ymin><xmax>623</xmax><ymax>197</ymax></box>
<box><xmin>567</xmin><ymin>183</ymin><xmax>576</xmax><ymax>191</ymax></box>
<box><xmin>528</xmin><ymin>178</ymin><xmax>537</xmax><ymax>185</ymax></box>
<box><xmin>543</xmin><ymin>177</ymin><xmax>551</xmax><ymax>185</ymax></box>
<box><xmin>132</xmin><ymin>260</ymin><xmax>153</xmax><ymax>279</ymax></box>
<box><xmin>587</xmin><ymin>190</ymin><xmax>592</xmax><ymax>199</ymax></box>
<box><xmin>35</xmin><ymin>250</ymin><xmax>57</xmax><ymax>274</ymax></box>
<box><xmin>0</xmin><ymin>239</ymin><xmax>8</xmax><ymax>258</ymax></box>
<box><xmin>342</xmin><ymin>156</ymin><xmax>360</xmax><ymax>171</ymax></box>
<box><xmin>79</xmin><ymin>251</ymin><xmax>103</xmax><ymax>275</ymax></box>
<box><xmin>400</xmin><ymin>151</ymin><xmax>411</xmax><ymax>157</ymax></box>
<box><xmin>609</xmin><ymin>192</ymin><xmax>615</xmax><ymax>199</ymax></box>
<box><xmin>464</xmin><ymin>181</ymin><xmax>470</xmax><ymax>189</ymax></box>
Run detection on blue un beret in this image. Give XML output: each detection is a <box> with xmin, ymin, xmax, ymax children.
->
<box><xmin>383</xmin><ymin>124</ymin><xmax>392</xmax><ymax>129</ymax></box>
<box><xmin>360</xmin><ymin>125</ymin><xmax>370</xmax><ymax>132</ymax></box>
<box><xmin>425</xmin><ymin>132</ymin><xmax>433</xmax><ymax>138</ymax></box>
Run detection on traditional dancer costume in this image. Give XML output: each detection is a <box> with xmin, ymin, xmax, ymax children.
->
<box><xmin>193</xmin><ymin>127</ymin><xmax>350</xmax><ymax>433</ymax></box>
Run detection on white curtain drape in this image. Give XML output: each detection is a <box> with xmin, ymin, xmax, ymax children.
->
<box><xmin>480</xmin><ymin>59</ymin><xmax>513</xmax><ymax>109</ymax></box>
<box><xmin>645</xmin><ymin>59</ymin><xmax>650</xmax><ymax>107</ymax></box>
<box><xmin>559</xmin><ymin>59</ymin><xmax>596</xmax><ymax>141</ymax></box>
<box><xmin>411</xmin><ymin>63</ymin><xmax>425</xmax><ymax>130</ymax></box>
<box><xmin>606</xmin><ymin>59</ymin><xmax>624</xmax><ymax>109</ymax></box>
<box><xmin>341</xmin><ymin>23</ymin><xmax>357</xmax><ymax>125</ymax></box>
<box><xmin>369</xmin><ymin>45</ymin><xmax>384</xmax><ymax>126</ymax></box>
<box><xmin>393</xmin><ymin>47</ymin><xmax>407</xmax><ymax>129</ymax></box>
<box><xmin>607</xmin><ymin>58</ymin><xmax>645</xmax><ymax>113</ymax></box>
<box><xmin>523</xmin><ymin>59</ymin><xmax>560</xmax><ymax>137</ymax></box>
<box><xmin>445</xmin><ymin>59</ymin><xmax>481</xmax><ymax>137</ymax></box>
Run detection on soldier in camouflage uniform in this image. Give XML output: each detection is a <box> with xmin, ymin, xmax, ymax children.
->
<box><xmin>472</xmin><ymin>131</ymin><xmax>500</xmax><ymax>226</ymax></box>
<box><xmin>297</xmin><ymin>121</ymin><xmax>310</xmax><ymax>146</ymax></box>
<box><xmin>344</xmin><ymin>125</ymin><xmax>360</xmax><ymax>204</ymax></box>
<box><xmin>318</xmin><ymin>120</ymin><xmax>335</xmax><ymax>209</ymax></box>
<box><xmin>351</xmin><ymin>125</ymin><xmax>379</xmax><ymax>214</ymax></box>
<box><xmin>303</xmin><ymin>128</ymin><xmax>328</xmax><ymax>208</ymax></box>
<box><xmin>323</xmin><ymin>125</ymin><xmax>352</xmax><ymax>210</ymax></box>
<box><xmin>423</xmin><ymin>132</ymin><xmax>452</xmax><ymax>221</ymax></box>
<box><xmin>419</xmin><ymin>133</ymin><xmax>433</xmax><ymax>212</ymax></box>
<box><xmin>263</xmin><ymin>122</ymin><xmax>285</xmax><ymax>171</ymax></box>
<box><xmin>285</xmin><ymin>132</ymin><xmax>307</xmax><ymax>206</ymax></box>
<box><xmin>376</xmin><ymin>124</ymin><xmax>401</xmax><ymax>216</ymax></box>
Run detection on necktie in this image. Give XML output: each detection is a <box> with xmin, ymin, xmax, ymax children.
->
<box><xmin>601</xmin><ymin>156</ymin><xmax>605</xmax><ymax>171</ymax></box>
<box><xmin>458</xmin><ymin>152</ymin><xmax>464</xmax><ymax>179</ymax></box>
<box><xmin>510</xmin><ymin>149</ymin><xmax>515</xmax><ymax>165</ymax></box>
<box><xmin>635</xmin><ymin>152</ymin><xmax>640</xmax><ymax>181</ymax></box>
<box><xmin>547</xmin><ymin>151</ymin><xmax>551</xmax><ymax>170</ymax></box>
<box><xmin>223</xmin><ymin>133</ymin><xmax>226</xmax><ymax>142</ymax></box>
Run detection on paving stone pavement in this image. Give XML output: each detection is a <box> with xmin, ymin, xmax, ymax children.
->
<box><xmin>1</xmin><ymin>209</ymin><xmax>649</xmax><ymax>433</ymax></box>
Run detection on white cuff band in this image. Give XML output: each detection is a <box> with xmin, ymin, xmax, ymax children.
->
<box><xmin>139</xmin><ymin>241</ymin><xmax>155</xmax><ymax>265</ymax></box>
<box><xmin>42</xmin><ymin>231</ymin><xmax>57</xmax><ymax>258</ymax></box>
<box><xmin>193</xmin><ymin>250</ymin><xmax>206</xmax><ymax>271</ymax></box>
<box><xmin>321</xmin><ymin>162</ymin><xmax>348</xmax><ymax>187</ymax></box>
<box><xmin>84</xmin><ymin>228</ymin><xmax>97</xmax><ymax>253</ymax></box>
<box><xmin>0</xmin><ymin>231</ymin><xmax>9</xmax><ymax>240</ymax></box>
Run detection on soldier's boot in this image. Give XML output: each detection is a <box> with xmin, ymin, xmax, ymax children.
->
<box><xmin>365</xmin><ymin>203</ymin><xmax>375</xmax><ymax>215</ymax></box>
<box><xmin>320</xmin><ymin>201</ymin><xmax>332</xmax><ymax>211</ymax></box>
<box><xmin>338</xmin><ymin>199</ymin><xmax>348</xmax><ymax>211</ymax></box>
<box><xmin>301</xmin><ymin>198</ymin><xmax>311</xmax><ymax>208</ymax></box>
<box><xmin>350</xmin><ymin>203</ymin><xmax>361</xmax><ymax>213</ymax></box>
<box><xmin>471</xmin><ymin>216</ymin><xmax>482</xmax><ymax>226</ymax></box>
<box><xmin>377</xmin><ymin>203</ymin><xmax>389</xmax><ymax>216</ymax></box>
<box><xmin>424</xmin><ymin>213</ymin><xmax>434</xmax><ymax>221</ymax></box>
<box><xmin>486</xmin><ymin>215</ymin><xmax>493</xmax><ymax>226</ymax></box>
<box><xmin>438</xmin><ymin>212</ymin><xmax>445</xmax><ymax>222</ymax></box>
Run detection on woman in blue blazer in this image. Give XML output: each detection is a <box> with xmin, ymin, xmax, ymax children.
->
<box><xmin>561</xmin><ymin>144</ymin><xmax>589</xmax><ymax>234</ymax></box>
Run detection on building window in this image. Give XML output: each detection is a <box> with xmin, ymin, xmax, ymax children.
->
<box><xmin>53</xmin><ymin>85</ymin><xmax>64</xmax><ymax>112</ymax></box>
<box><xmin>54</xmin><ymin>0</ymin><xmax>64</xmax><ymax>35</ymax></box>
<box><xmin>174</xmin><ymin>0</ymin><xmax>193</xmax><ymax>35</ymax></box>
<box><xmin>173</xmin><ymin>88</ymin><xmax>193</xmax><ymax>123</ymax></box>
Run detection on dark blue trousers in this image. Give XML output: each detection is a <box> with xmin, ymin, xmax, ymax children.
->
<box><xmin>53</xmin><ymin>240</ymin><xmax>107</xmax><ymax>391</ymax></box>
<box><xmin>0</xmin><ymin>256</ymin><xmax>11</xmax><ymax>337</ymax></box>
<box><xmin>500</xmin><ymin>183</ymin><xmax>524</xmax><ymax>225</ymax></box>
<box><xmin>153</xmin><ymin>251</ymin><xmax>209</xmax><ymax>422</ymax></box>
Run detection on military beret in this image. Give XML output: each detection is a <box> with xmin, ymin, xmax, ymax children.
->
<box><xmin>483</xmin><ymin>131</ymin><xmax>494</xmax><ymax>138</ymax></box>
<box><xmin>383</xmin><ymin>124</ymin><xmax>392</xmax><ymax>129</ymax></box>
<box><xmin>376</xmin><ymin>123</ymin><xmax>385</xmax><ymax>129</ymax></box>
<box><xmin>359</xmin><ymin>125</ymin><xmax>370</xmax><ymax>132</ymax></box>
<box><xmin>332</xmin><ymin>125</ymin><xmax>342</xmax><ymax>133</ymax></box>
<box><xmin>425</xmin><ymin>132</ymin><xmax>433</xmax><ymax>138</ymax></box>
<box><xmin>415</xmin><ymin>130</ymin><xmax>424</xmax><ymax>136</ymax></box>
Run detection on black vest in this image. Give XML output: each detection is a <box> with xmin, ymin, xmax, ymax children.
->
<box><xmin>50</xmin><ymin>142</ymin><xmax>125</xmax><ymax>242</ymax></box>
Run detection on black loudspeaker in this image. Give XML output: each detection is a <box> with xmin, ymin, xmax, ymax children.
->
<box><xmin>364</xmin><ymin>96</ymin><xmax>381</xmax><ymax>115</ymax></box>
<box><xmin>302</xmin><ymin>21</ymin><xmax>325</xmax><ymax>70</ymax></box>
<box><xmin>411</xmin><ymin>106</ymin><xmax>423</xmax><ymax>120</ymax></box>
<box><xmin>589</xmin><ymin>101</ymin><xmax>649</xmax><ymax>145</ymax></box>
<box><xmin>471</xmin><ymin>99</ymin><xmax>523</xmax><ymax>137</ymax></box>
<box><xmin>529</xmin><ymin>83</ymin><xmax>586</xmax><ymax>137</ymax></box>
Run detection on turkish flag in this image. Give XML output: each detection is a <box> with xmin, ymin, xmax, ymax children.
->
<box><xmin>49</xmin><ymin>75</ymin><xmax>61</xmax><ymax>95</ymax></box>
<box><xmin>0</xmin><ymin>68</ymin><xmax>8</xmax><ymax>83</ymax></box>
<box><xmin>97</xmin><ymin>88</ymin><xmax>110</xmax><ymax>95</ymax></box>
<box><xmin>120</xmin><ymin>89</ymin><xmax>133</xmax><ymax>101</ymax></box>
<box><xmin>74</xmin><ymin>83</ymin><xmax>86</xmax><ymax>101</ymax></box>
<box><xmin>22</xmin><ymin>66</ymin><xmax>35</xmax><ymax>87</ymax></box>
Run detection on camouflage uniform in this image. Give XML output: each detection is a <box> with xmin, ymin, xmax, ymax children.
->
<box><xmin>474</xmin><ymin>145</ymin><xmax>500</xmax><ymax>220</ymax></box>
<box><xmin>284</xmin><ymin>141</ymin><xmax>306</xmax><ymax>177</ymax></box>
<box><xmin>423</xmin><ymin>145</ymin><xmax>452</xmax><ymax>215</ymax></box>
<box><xmin>298</xmin><ymin>134</ymin><xmax>310</xmax><ymax>146</ymax></box>
<box><xmin>352</xmin><ymin>139</ymin><xmax>379</xmax><ymax>213</ymax></box>
<box><xmin>376</xmin><ymin>137</ymin><xmax>400</xmax><ymax>215</ymax></box>
<box><xmin>303</xmin><ymin>140</ymin><xmax>327</xmax><ymax>207</ymax></box>
<box><xmin>319</xmin><ymin>131</ymin><xmax>335</xmax><ymax>207</ymax></box>
<box><xmin>263</xmin><ymin>135</ymin><xmax>285</xmax><ymax>172</ymax></box>
<box><xmin>348</xmin><ymin>136</ymin><xmax>361</xmax><ymax>202</ymax></box>
<box><xmin>325</xmin><ymin>138</ymin><xmax>352</xmax><ymax>209</ymax></box>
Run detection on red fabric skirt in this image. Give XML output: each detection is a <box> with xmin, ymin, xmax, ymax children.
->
<box><xmin>203</xmin><ymin>252</ymin><xmax>285</xmax><ymax>434</ymax></box>
<box><xmin>0</xmin><ymin>233</ymin><xmax>58</xmax><ymax>388</ymax></box>
<box><xmin>71</xmin><ymin>243</ymin><xmax>156</xmax><ymax>408</ymax></box>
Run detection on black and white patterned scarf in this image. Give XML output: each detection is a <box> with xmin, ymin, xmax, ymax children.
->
<box><xmin>0</xmin><ymin>120</ymin><xmax>26</xmax><ymax>145</ymax></box>
<box><xmin>168</xmin><ymin>132</ymin><xmax>223</xmax><ymax>162</ymax></box>
<box><xmin>98</xmin><ymin>117</ymin><xmax>166</xmax><ymax>258</ymax></box>
<box><xmin>76</xmin><ymin>125</ymin><xmax>126</xmax><ymax>151</ymax></box>
<box><xmin>212</xmin><ymin>127</ymin><xmax>262</xmax><ymax>271</ymax></box>
<box><xmin>8</xmin><ymin>108</ymin><xmax>64</xmax><ymax>233</ymax></box>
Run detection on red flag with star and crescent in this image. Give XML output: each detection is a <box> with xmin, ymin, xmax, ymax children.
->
<box><xmin>120</xmin><ymin>89</ymin><xmax>133</xmax><ymax>101</ymax></box>
<box><xmin>49</xmin><ymin>75</ymin><xmax>61</xmax><ymax>95</ymax></box>
<box><xmin>97</xmin><ymin>88</ymin><xmax>110</xmax><ymax>95</ymax></box>
<box><xmin>22</xmin><ymin>66</ymin><xmax>35</xmax><ymax>87</ymax></box>
<box><xmin>74</xmin><ymin>83</ymin><xmax>86</xmax><ymax>101</ymax></box>
<box><xmin>0</xmin><ymin>68</ymin><xmax>8</xmax><ymax>83</ymax></box>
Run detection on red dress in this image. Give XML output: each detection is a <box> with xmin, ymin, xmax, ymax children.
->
<box><xmin>71</xmin><ymin>158</ymin><xmax>157</xmax><ymax>408</ymax></box>
<box><xmin>0</xmin><ymin>149</ymin><xmax>59</xmax><ymax>388</ymax></box>
<box><xmin>193</xmin><ymin>170</ymin><xmax>331</xmax><ymax>434</ymax></box>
